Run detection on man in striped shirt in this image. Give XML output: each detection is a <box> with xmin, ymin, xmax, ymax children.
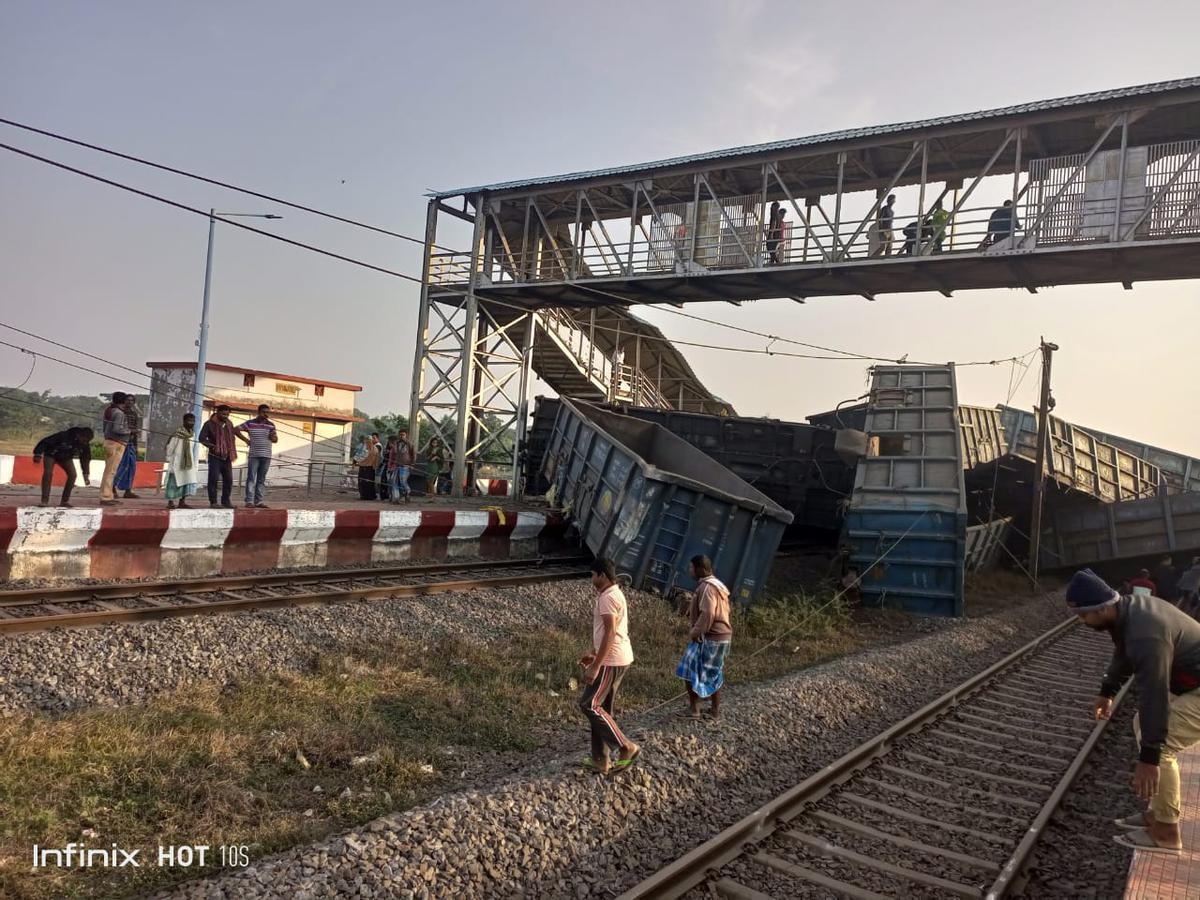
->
<box><xmin>234</xmin><ymin>404</ymin><xmax>278</xmax><ymax>508</ymax></box>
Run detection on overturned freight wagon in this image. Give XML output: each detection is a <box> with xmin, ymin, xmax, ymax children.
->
<box><xmin>527</xmin><ymin>395</ymin><xmax>857</xmax><ymax>535</ymax></box>
<box><xmin>1040</xmin><ymin>492</ymin><xmax>1200</xmax><ymax>570</ymax></box>
<box><xmin>542</xmin><ymin>398</ymin><xmax>792</xmax><ymax>603</ymax></box>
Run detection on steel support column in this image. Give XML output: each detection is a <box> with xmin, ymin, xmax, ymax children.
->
<box><xmin>408</xmin><ymin>198</ymin><xmax>440</xmax><ymax>451</ymax></box>
<box><xmin>452</xmin><ymin>199</ymin><xmax>487</xmax><ymax>497</ymax></box>
<box><xmin>1111</xmin><ymin>113</ymin><xmax>1129</xmax><ymax>242</ymax></box>
<box><xmin>510</xmin><ymin>311</ymin><xmax>537</xmax><ymax>497</ymax></box>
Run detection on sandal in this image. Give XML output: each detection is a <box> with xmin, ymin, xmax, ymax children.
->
<box><xmin>613</xmin><ymin>746</ymin><xmax>641</xmax><ymax>770</ymax></box>
<box><xmin>676</xmin><ymin>710</ymin><xmax>701</xmax><ymax>720</ymax></box>
<box><xmin>579</xmin><ymin>757</ymin><xmax>609</xmax><ymax>774</ymax></box>
<box><xmin>1114</xmin><ymin>812</ymin><xmax>1151</xmax><ymax>831</ymax></box>
<box><xmin>1113</xmin><ymin>828</ymin><xmax>1182</xmax><ymax>854</ymax></box>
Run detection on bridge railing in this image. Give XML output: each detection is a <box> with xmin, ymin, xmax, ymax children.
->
<box><xmin>429</xmin><ymin>139</ymin><xmax>1200</xmax><ymax>289</ymax></box>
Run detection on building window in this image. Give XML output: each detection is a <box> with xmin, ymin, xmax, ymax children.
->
<box><xmin>314</xmin><ymin>384</ymin><xmax>325</xmax><ymax>397</ymax></box>
<box><xmin>243</xmin><ymin>373</ymin><xmax>256</xmax><ymax>388</ymax></box>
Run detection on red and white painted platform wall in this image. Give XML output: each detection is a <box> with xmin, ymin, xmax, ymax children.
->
<box><xmin>0</xmin><ymin>507</ymin><xmax>568</xmax><ymax>581</ymax></box>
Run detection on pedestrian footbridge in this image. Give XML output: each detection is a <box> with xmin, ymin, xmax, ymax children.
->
<box><xmin>430</xmin><ymin>77</ymin><xmax>1200</xmax><ymax>306</ymax></box>
<box><xmin>412</xmin><ymin>77</ymin><xmax>1200</xmax><ymax>492</ymax></box>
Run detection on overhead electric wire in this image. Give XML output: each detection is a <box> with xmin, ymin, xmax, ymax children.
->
<box><xmin>0</xmin><ymin>319</ymin><xmax>363</xmax><ymax>410</ymax></box>
<box><xmin>566</xmin><ymin>282</ymin><xmax>1037</xmax><ymax>367</ymax></box>
<box><xmin>467</xmin><ymin>292</ymin><xmax>1036</xmax><ymax>368</ymax></box>
<box><xmin>0</xmin><ymin>142</ymin><xmax>422</xmax><ymax>283</ymax></box>
<box><xmin>0</xmin><ymin>116</ymin><xmax>466</xmax><ymax>254</ymax></box>
<box><xmin>0</xmin><ymin>352</ymin><xmax>37</xmax><ymax>398</ymax></box>
<box><xmin>0</xmin><ymin>337</ymin><xmax>353</xmax><ymax>462</ymax></box>
<box><xmin>2</xmin><ymin>139</ymin><xmax>1035</xmax><ymax>373</ymax></box>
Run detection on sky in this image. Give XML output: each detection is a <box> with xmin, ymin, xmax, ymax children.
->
<box><xmin>2</xmin><ymin>0</ymin><xmax>1199</xmax><ymax>455</ymax></box>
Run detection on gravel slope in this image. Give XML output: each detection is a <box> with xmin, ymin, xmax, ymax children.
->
<box><xmin>0</xmin><ymin>580</ymin><xmax>596</xmax><ymax>715</ymax></box>
<box><xmin>153</xmin><ymin>596</ymin><xmax>1069</xmax><ymax>900</ymax></box>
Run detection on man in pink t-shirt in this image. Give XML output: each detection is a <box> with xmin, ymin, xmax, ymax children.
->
<box><xmin>578</xmin><ymin>558</ymin><xmax>640</xmax><ymax>774</ymax></box>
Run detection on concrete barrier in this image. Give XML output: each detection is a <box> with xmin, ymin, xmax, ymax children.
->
<box><xmin>0</xmin><ymin>506</ymin><xmax>569</xmax><ymax>582</ymax></box>
<box><xmin>160</xmin><ymin>508</ymin><xmax>234</xmax><ymax>578</ymax></box>
<box><xmin>7</xmin><ymin>455</ymin><xmax>163</xmax><ymax>490</ymax></box>
<box><xmin>8</xmin><ymin>508</ymin><xmax>103</xmax><ymax>580</ymax></box>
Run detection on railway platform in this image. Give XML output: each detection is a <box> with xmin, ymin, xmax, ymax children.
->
<box><xmin>1125</xmin><ymin>743</ymin><xmax>1200</xmax><ymax>899</ymax></box>
<box><xmin>0</xmin><ymin>492</ymin><xmax>568</xmax><ymax>582</ymax></box>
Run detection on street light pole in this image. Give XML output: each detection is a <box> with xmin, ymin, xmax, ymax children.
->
<box><xmin>192</xmin><ymin>211</ymin><xmax>281</xmax><ymax>452</ymax></box>
<box><xmin>193</xmin><ymin>210</ymin><xmax>217</xmax><ymax>443</ymax></box>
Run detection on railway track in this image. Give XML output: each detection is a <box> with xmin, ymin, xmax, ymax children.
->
<box><xmin>620</xmin><ymin>619</ymin><xmax>1129</xmax><ymax>900</ymax></box>
<box><xmin>0</xmin><ymin>556</ymin><xmax>592</xmax><ymax>634</ymax></box>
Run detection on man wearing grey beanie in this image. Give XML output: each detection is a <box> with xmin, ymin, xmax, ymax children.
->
<box><xmin>1065</xmin><ymin>568</ymin><xmax>1200</xmax><ymax>853</ymax></box>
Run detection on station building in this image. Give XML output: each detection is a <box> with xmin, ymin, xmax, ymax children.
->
<box><xmin>145</xmin><ymin>362</ymin><xmax>361</xmax><ymax>487</ymax></box>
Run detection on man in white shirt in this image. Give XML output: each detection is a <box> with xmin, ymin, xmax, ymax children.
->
<box><xmin>578</xmin><ymin>558</ymin><xmax>640</xmax><ymax>774</ymax></box>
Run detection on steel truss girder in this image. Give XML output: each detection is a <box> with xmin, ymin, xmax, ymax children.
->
<box><xmin>411</xmin><ymin>198</ymin><xmax>537</xmax><ymax>497</ymax></box>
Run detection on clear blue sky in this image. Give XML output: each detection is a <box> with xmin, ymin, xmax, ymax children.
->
<box><xmin>2</xmin><ymin>1</ymin><xmax>1198</xmax><ymax>453</ymax></box>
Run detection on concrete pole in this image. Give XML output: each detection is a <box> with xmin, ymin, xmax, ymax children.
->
<box><xmin>193</xmin><ymin>210</ymin><xmax>217</xmax><ymax>455</ymax></box>
<box><xmin>1028</xmin><ymin>338</ymin><xmax>1059</xmax><ymax>587</ymax></box>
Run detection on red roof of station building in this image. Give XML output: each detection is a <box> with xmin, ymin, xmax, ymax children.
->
<box><xmin>200</xmin><ymin>398</ymin><xmax>362</xmax><ymax>424</ymax></box>
<box><xmin>147</xmin><ymin>361</ymin><xmax>363</xmax><ymax>393</ymax></box>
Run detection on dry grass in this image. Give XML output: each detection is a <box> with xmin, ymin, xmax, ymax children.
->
<box><xmin>0</xmin><ymin>586</ymin><xmax>858</xmax><ymax>899</ymax></box>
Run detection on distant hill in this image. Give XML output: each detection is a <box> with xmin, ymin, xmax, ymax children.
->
<box><xmin>0</xmin><ymin>389</ymin><xmax>147</xmax><ymax>453</ymax></box>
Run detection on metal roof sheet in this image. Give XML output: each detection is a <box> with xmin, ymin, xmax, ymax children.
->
<box><xmin>431</xmin><ymin>76</ymin><xmax>1200</xmax><ymax>199</ymax></box>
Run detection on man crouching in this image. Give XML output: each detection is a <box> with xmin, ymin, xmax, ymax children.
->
<box><xmin>1066</xmin><ymin>568</ymin><xmax>1200</xmax><ymax>854</ymax></box>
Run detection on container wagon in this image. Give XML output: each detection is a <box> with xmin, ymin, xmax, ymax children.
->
<box><xmin>542</xmin><ymin>398</ymin><xmax>792</xmax><ymax>603</ymax></box>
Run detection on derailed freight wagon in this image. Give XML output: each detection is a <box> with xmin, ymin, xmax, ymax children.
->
<box><xmin>842</xmin><ymin>365</ymin><xmax>969</xmax><ymax>617</ymax></box>
<box><xmin>527</xmin><ymin>395</ymin><xmax>857</xmax><ymax>535</ymax></box>
<box><xmin>542</xmin><ymin>398</ymin><xmax>792</xmax><ymax>603</ymax></box>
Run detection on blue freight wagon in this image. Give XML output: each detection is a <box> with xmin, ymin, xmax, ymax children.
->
<box><xmin>526</xmin><ymin>395</ymin><xmax>856</xmax><ymax>535</ymax></box>
<box><xmin>842</xmin><ymin>365</ymin><xmax>968</xmax><ymax>617</ymax></box>
<box><xmin>542</xmin><ymin>398</ymin><xmax>792</xmax><ymax>604</ymax></box>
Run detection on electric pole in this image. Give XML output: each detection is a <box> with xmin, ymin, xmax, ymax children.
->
<box><xmin>1028</xmin><ymin>338</ymin><xmax>1059</xmax><ymax>588</ymax></box>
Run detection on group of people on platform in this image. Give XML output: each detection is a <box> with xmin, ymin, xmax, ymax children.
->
<box><xmin>33</xmin><ymin>397</ymin><xmax>279</xmax><ymax>509</ymax></box>
<box><xmin>33</xmin><ymin>391</ymin><xmax>147</xmax><ymax>508</ymax></box>
<box><xmin>578</xmin><ymin>554</ymin><xmax>732</xmax><ymax>775</ymax></box>
<box><xmin>352</xmin><ymin>431</ymin><xmax>447</xmax><ymax>503</ymax></box>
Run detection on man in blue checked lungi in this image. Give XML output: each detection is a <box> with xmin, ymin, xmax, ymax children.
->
<box><xmin>676</xmin><ymin>554</ymin><xmax>732</xmax><ymax>720</ymax></box>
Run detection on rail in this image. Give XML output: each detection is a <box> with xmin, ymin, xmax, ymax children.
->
<box><xmin>618</xmin><ymin>618</ymin><xmax>1128</xmax><ymax>900</ymax></box>
<box><xmin>0</xmin><ymin>556</ymin><xmax>591</xmax><ymax>634</ymax></box>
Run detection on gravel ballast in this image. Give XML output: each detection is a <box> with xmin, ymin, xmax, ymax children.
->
<box><xmin>0</xmin><ymin>579</ymin><xmax>599</xmax><ymax>716</ymax></box>
<box><xmin>149</xmin><ymin>596</ymin><xmax>1071</xmax><ymax>900</ymax></box>
<box><xmin>1017</xmin><ymin>696</ymin><xmax>1138</xmax><ymax>898</ymax></box>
